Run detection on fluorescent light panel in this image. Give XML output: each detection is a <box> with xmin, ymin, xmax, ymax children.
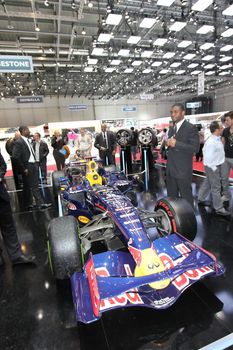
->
<box><xmin>160</xmin><ymin>69</ymin><xmax>169</xmax><ymax>74</ymax></box>
<box><xmin>220</xmin><ymin>45</ymin><xmax>233</xmax><ymax>52</ymax></box>
<box><xmin>170</xmin><ymin>62</ymin><xmax>181</xmax><ymax>67</ymax></box>
<box><xmin>220</xmin><ymin>64</ymin><xmax>232</xmax><ymax>70</ymax></box>
<box><xmin>141</xmin><ymin>50</ymin><xmax>153</xmax><ymax>58</ymax></box>
<box><xmin>221</xmin><ymin>28</ymin><xmax>233</xmax><ymax>37</ymax></box>
<box><xmin>202</xmin><ymin>55</ymin><xmax>214</xmax><ymax>61</ymax></box>
<box><xmin>163</xmin><ymin>52</ymin><xmax>175</xmax><ymax>58</ymax></box>
<box><xmin>219</xmin><ymin>71</ymin><xmax>229</xmax><ymax>75</ymax></box>
<box><xmin>200</xmin><ymin>43</ymin><xmax>214</xmax><ymax>50</ymax></box>
<box><xmin>176</xmin><ymin>70</ymin><xmax>185</xmax><ymax>74</ymax></box>
<box><xmin>127</xmin><ymin>36</ymin><xmax>141</xmax><ymax>44</ymax></box>
<box><xmin>191</xmin><ymin>70</ymin><xmax>202</xmax><ymax>75</ymax></box>
<box><xmin>142</xmin><ymin>69</ymin><xmax>152</xmax><ymax>73</ymax></box>
<box><xmin>92</xmin><ymin>48</ymin><xmax>105</xmax><ymax>56</ymax></box>
<box><xmin>222</xmin><ymin>4</ymin><xmax>233</xmax><ymax>16</ymax></box>
<box><xmin>132</xmin><ymin>60</ymin><xmax>142</xmax><ymax>66</ymax></box>
<box><xmin>153</xmin><ymin>38</ymin><xmax>167</xmax><ymax>46</ymax></box>
<box><xmin>98</xmin><ymin>33</ymin><xmax>112</xmax><ymax>42</ymax></box>
<box><xmin>84</xmin><ymin>67</ymin><xmax>94</xmax><ymax>72</ymax></box>
<box><xmin>110</xmin><ymin>59</ymin><xmax>121</xmax><ymax>65</ymax></box>
<box><xmin>157</xmin><ymin>0</ymin><xmax>175</xmax><ymax>6</ymax></box>
<box><xmin>151</xmin><ymin>61</ymin><xmax>162</xmax><ymax>67</ymax></box>
<box><xmin>192</xmin><ymin>0</ymin><xmax>213</xmax><ymax>12</ymax></box>
<box><xmin>169</xmin><ymin>21</ymin><xmax>186</xmax><ymax>32</ymax></box>
<box><xmin>105</xmin><ymin>67</ymin><xmax>115</xmax><ymax>72</ymax></box>
<box><xmin>118</xmin><ymin>49</ymin><xmax>130</xmax><ymax>56</ymax></box>
<box><xmin>205</xmin><ymin>71</ymin><xmax>215</xmax><ymax>75</ymax></box>
<box><xmin>220</xmin><ymin>56</ymin><xmax>232</xmax><ymax>62</ymax></box>
<box><xmin>124</xmin><ymin>68</ymin><xmax>134</xmax><ymax>73</ymax></box>
<box><xmin>178</xmin><ymin>40</ymin><xmax>192</xmax><ymax>48</ymax></box>
<box><xmin>184</xmin><ymin>53</ymin><xmax>196</xmax><ymax>60</ymax></box>
<box><xmin>197</xmin><ymin>25</ymin><xmax>214</xmax><ymax>34</ymax></box>
<box><xmin>188</xmin><ymin>63</ymin><xmax>198</xmax><ymax>68</ymax></box>
<box><xmin>204</xmin><ymin>64</ymin><xmax>215</xmax><ymax>69</ymax></box>
<box><xmin>88</xmin><ymin>58</ymin><xmax>98</xmax><ymax>65</ymax></box>
<box><xmin>106</xmin><ymin>14</ymin><xmax>122</xmax><ymax>25</ymax></box>
<box><xmin>140</xmin><ymin>18</ymin><xmax>157</xmax><ymax>28</ymax></box>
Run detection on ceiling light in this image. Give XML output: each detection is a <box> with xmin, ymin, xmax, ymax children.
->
<box><xmin>202</xmin><ymin>55</ymin><xmax>214</xmax><ymax>61</ymax></box>
<box><xmin>118</xmin><ymin>49</ymin><xmax>130</xmax><ymax>56</ymax></box>
<box><xmin>176</xmin><ymin>70</ymin><xmax>185</xmax><ymax>74</ymax></box>
<box><xmin>139</xmin><ymin>18</ymin><xmax>157</xmax><ymax>28</ymax></box>
<box><xmin>170</xmin><ymin>62</ymin><xmax>181</xmax><ymax>67</ymax></box>
<box><xmin>221</xmin><ymin>28</ymin><xmax>233</xmax><ymax>37</ymax></box>
<box><xmin>71</xmin><ymin>1</ymin><xmax>76</xmax><ymax>10</ymax></box>
<box><xmin>141</xmin><ymin>50</ymin><xmax>153</xmax><ymax>58</ymax></box>
<box><xmin>183</xmin><ymin>53</ymin><xmax>196</xmax><ymax>59</ymax></box>
<box><xmin>142</xmin><ymin>68</ymin><xmax>152</xmax><ymax>73</ymax></box>
<box><xmin>84</xmin><ymin>67</ymin><xmax>94</xmax><ymax>72</ymax></box>
<box><xmin>178</xmin><ymin>40</ymin><xmax>192</xmax><ymax>48</ymax></box>
<box><xmin>220</xmin><ymin>64</ymin><xmax>232</xmax><ymax>70</ymax></box>
<box><xmin>220</xmin><ymin>56</ymin><xmax>232</xmax><ymax>62</ymax></box>
<box><xmin>110</xmin><ymin>59</ymin><xmax>121</xmax><ymax>65</ymax></box>
<box><xmin>127</xmin><ymin>36</ymin><xmax>141</xmax><ymax>44</ymax></box>
<box><xmin>88</xmin><ymin>0</ymin><xmax>93</xmax><ymax>8</ymax></box>
<box><xmin>106</xmin><ymin>5</ymin><xmax>111</xmax><ymax>13</ymax></box>
<box><xmin>188</xmin><ymin>63</ymin><xmax>198</xmax><ymax>68</ymax></box>
<box><xmin>163</xmin><ymin>52</ymin><xmax>175</xmax><ymax>58</ymax></box>
<box><xmin>151</xmin><ymin>61</ymin><xmax>162</xmax><ymax>66</ymax></box>
<box><xmin>191</xmin><ymin>70</ymin><xmax>202</xmax><ymax>75</ymax></box>
<box><xmin>205</xmin><ymin>70</ymin><xmax>215</xmax><ymax>75</ymax></box>
<box><xmin>105</xmin><ymin>67</ymin><xmax>115</xmax><ymax>73</ymax></box>
<box><xmin>124</xmin><ymin>68</ymin><xmax>134</xmax><ymax>73</ymax></box>
<box><xmin>200</xmin><ymin>42</ymin><xmax>214</xmax><ymax>50</ymax></box>
<box><xmin>81</xmin><ymin>28</ymin><xmax>86</xmax><ymax>35</ymax></box>
<box><xmin>196</xmin><ymin>25</ymin><xmax>214</xmax><ymax>34</ymax></box>
<box><xmin>169</xmin><ymin>21</ymin><xmax>187</xmax><ymax>32</ymax></box>
<box><xmin>192</xmin><ymin>0</ymin><xmax>213</xmax><ymax>12</ymax></box>
<box><xmin>160</xmin><ymin>69</ymin><xmax>169</xmax><ymax>74</ymax></box>
<box><xmin>157</xmin><ymin>0</ymin><xmax>175</xmax><ymax>6</ymax></box>
<box><xmin>223</xmin><ymin>5</ymin><xmax>233</xmax><ymax>16</ymax></box>
<box><xmin>204</xmin><ymin>64</ymin><xmax>215</xmax><ymax>69</ymax></box>
<box><xmin>92</xmin><ymin>48</ymin><xmax>105</xmax><ymax>56</ymax></box>
<box><xmin>44</xmin><ymin>0</ymin><xmax>49</xmax><ymax>6</ymax></box>
<box><xmin>106</xmin><ymin>14</ymin><xmax>122</xmax><ymax>25</ymax></box>
<box><xmin>35</xmin><ymin>24</ymin><xmax>40</xmax><ymax>32</ymax></box>
<box><xmin>88</xmin><ymin>58</ymin><xmax>98</xmax><ymax>65</ymax></box>
<box><xmin>219</xmin><ymin>71</ymin><xmax>229</xmax><ymax>75</ymax></box>
<box><xmin>132</xmin><ymin>60</ymin><xmax>142</xmax><ymax>66</ymax></box>
<box><xmin>153</xmin><ymin>38</ymin><xmax>168</xmax><ymax>46</ymax></box>
<box><xmin>220</xmin><ymin>45</ymin><xmax>233</xmax><ymax>52</ymax></box>
<box><xmin>98</xmin><ymin>33</ymin><xmax>112</xmax><ymax>42</ymax></box>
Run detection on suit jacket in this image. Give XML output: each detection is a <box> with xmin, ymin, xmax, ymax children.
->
<box><xmin>33</xmin><ymin>140</ymin><xmax>49</xmax><ymax>162</ymax></box>
<box><xmin>94</xmin><ymin>131</ymin><xmax>117</xmax><ymax>156</ymax></box>
<box><xmin>166</xmin><ymin>120</ymin><xmax>199</xmax><ymax>180</ymax></box>
<box><xmin>0</xmin><ymin>153</ymin><xmax>10</xmax><ymax>202</ymax></box>
<box><xmin>12</xmin><ymin>137</ymin><xmax>31</xmax><ymax>173</ymax></box>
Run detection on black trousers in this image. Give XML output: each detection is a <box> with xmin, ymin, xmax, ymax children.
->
<box><xmin>166</xmin><ymin>169</ymin><xmax>194</xmax><ymax>208</ymax></box>
<box><xmin>40</xmin><ymin>159</ymin><xmax>47</xmax><ymax>182</ymax></box>
<box><xmin>11</xmin><ymin>157</ymin><xmax>22</xmax><ymax>190</ymax></box>
<box><xmin>100</xmin><ymin>151</ymin><xmax>115</xmax><ymax>166</ymax></box>
<box><xmin>53</xmin><ymin>150</ymin><xmax>65</xmax><ymax>171</ymax></box>
<box><xmin>0</xmin><ymin>194</ymin><xmax>21</xmax><ymax>260</ymax></box>
<box><xmin>22</xmin><ymin>163</ymin><xmax>43</xmax><ymax>208</ymax></box>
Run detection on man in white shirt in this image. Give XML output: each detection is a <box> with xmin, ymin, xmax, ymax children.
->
<box><xmin>198</xmin><ymin>121</ymin><xmax>230</xmax><ymax>216</ymax></box>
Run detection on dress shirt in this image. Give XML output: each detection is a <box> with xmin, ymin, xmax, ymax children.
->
<box><xmin>35</xmin><ymin>141</ymin><xmax>40</xmax><ymax>162</ymax></box>
<box><xmin>102</xmin><ymin>132</ymin><xmax>108</xmax><ymax>148</ymax></box>
<box><xmin>175</xmin><ymin>118</ymin><xmax>185</xmax><ymax>133</ymax></box>
<box><xmin>21</xmin><ymin>136</ymin><xmax>35</xmax><ymax>163</ymax></box>
<box><xmin>203</xmin><ymin>134</ymin><xmax>225</xmax><ymax>171</ymax></box>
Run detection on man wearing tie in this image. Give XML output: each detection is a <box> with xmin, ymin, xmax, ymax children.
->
<box><xmin>94</xmin><ymin>123</ymin><xmax>117</xmax><ymax>166</ymax></box>
<box><xmin>12</xmin><ymin>126</ymin><xmax>51</xmax><ymax>210</ymax></box>
<box><xmin>166</xmin><ymin>103</ymin><xmax>199</xmax><ymax>208</ymax></box>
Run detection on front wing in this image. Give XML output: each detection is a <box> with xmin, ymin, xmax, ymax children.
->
<box><xmin>71</xmin><ymin>233</ymin><xmax>224</xmax><ymax>323</ymax></box>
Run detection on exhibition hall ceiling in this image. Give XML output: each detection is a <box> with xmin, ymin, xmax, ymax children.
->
<box><xmin>0</xmin><ymin>0</ymin><xmax>233</xmax><ymax>100</ymax></box>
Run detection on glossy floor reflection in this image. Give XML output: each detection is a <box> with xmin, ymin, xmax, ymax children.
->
<box><xmin>0</xmin><ymin>166</ymin><xmax>233</xmax><ymax>350</ymax></box>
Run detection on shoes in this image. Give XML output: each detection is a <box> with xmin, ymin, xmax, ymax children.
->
<box><xmin>215</xmin><ymin>208</ymin><xmax>231</xmax><ymax>217</ymax></box>
<box><xmin>223</xmin><ymin>200</ymin><xmax>230</xmax><ymax>208</ymax></box>
<box><xmin>198</xmin><ymin>200</ymin><xmax>211</xmax><ymax>207</ymax></box>
<box><xmin>39</xmin><ymin>203</ymin><xmax>52</xmax><ymax>210</ymax></box>
<box><xmin>27</xmin><ymin>204</ymin><xmax>36</xmax><ymax>211</ymax></box>
<box><xmin>12</xmin><ymin>254</ymin><xmax>36</xmax><ymax>266</ymax></box>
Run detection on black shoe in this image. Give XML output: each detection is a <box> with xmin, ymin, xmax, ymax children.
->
<box><xmin>215</xmin><ymin>208</ymin><xmax>231</xmax><ymax>217</ymax></box>
<box><xmin>39</xmin><ymin>203</ymin><xmax>52</xmax><ymax>210</ymax></box>
<box><xmin>12</xmin><ymin>255</ymin><xmax>36</xmax><ymax>266</ymax></box>
<box><xmin>198</xmin><ymin>200</ymin><xmax>211</xmax><ymax>207</ymax></box>
<box><xmin>223</xmin><ymin>200</ymin><xmax>230</xmax><ymax>208</ymax></box>
<box><xmin>27</xmin><ymin>204</ymin><xmax>36</xmax><ymax>211</ymax></box>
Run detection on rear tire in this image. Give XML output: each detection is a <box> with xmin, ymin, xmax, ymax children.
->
<box><xmin>48</xmin><ymin>216</ymin><xmax>82</xmax><ymax>279</ymax></box>
<box><xmin>52</xmin><ymin>170</ymin><xmax>65</xmax><ymax>196</ymax></box>
<box><xmin>155</xmin><ymin>197</ymin><xmax>197</xmax><ymax>241</ymax></box>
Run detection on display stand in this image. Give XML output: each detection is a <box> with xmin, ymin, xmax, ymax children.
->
<box><xmin>141</xmin><ymin>146</ymin><xmax>150</xmax><ymax>192</ymax></box>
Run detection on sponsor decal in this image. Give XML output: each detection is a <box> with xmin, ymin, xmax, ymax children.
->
<box><xmin>86</xmin><ymin>259</ymin><xmax>100</xmax><ymax>317</ymax></box>
<box><xmin>124</xmin><ymin>219</ymin><xmax>140</xmax><ymax>225</ymax></box>
<box><xmin>157</xmin><ymin>201</ymin><xmax>176</xmax><ymax>231</ymax></box>
<box><xmin>78</xmin><ymin>216</ymin><xmax>90</xmax><ymax>224</ymax></box>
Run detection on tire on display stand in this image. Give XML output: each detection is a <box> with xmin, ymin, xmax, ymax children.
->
<box><xmin>48</xmin><ymin>216</ymin><xmax>82</xmax><ymax>280</ymax></box>
<box><xmin>52</xmin><ymin>170</ymin><xmax>65</xmax><ymax>196</ymax></box>
<box><xmin>126</xmin><ymin>190</ymin><xmax>138</xmax><ymax>207</ymax></box>
<box><xmin>116</xmin><ymin>129</ymin><xmax>133</xmax><ymax>147</ymax></box>
<box><xmin>155</xmin><ymin>197</ymin><xmax>197</xmax><ymax>241</ymax></box>
<box><xmin>138</xmin><ymin>128</ymin><xmax>156</xmax><ymax>146</ymax></box>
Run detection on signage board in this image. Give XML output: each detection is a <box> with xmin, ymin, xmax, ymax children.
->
<box><xmin>0</xmin><ymin>55</ymin><xmax>34</xmax><ymax>73</ymax></box>
<box><xmin>186</xmin><ymin>101</ymin><xmax>202</xmax><ymax>109</ymax></box>
<box><xmin>16</xmin><ymin>96</ymin><xmax>43</xmax><ymax>103</ymax></box>
<box><xmin>122</xmin><ymin>106</ymin><xmax>137</xmax><ymax>112</ymax></box>
<box><xmin>140</xmin><ymin>93</ymin><xmax>154</xmax><ymax>100</ymax></box>
<box><xmin>68</xmin><ymin>104</ymin><xmax>88</xmax><ymax>110</ymax></box>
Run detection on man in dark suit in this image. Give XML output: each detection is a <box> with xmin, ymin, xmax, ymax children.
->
<box><xmin>94</xmin><ymin>124</ymin><xmax>117</xmax><ymax>166</ymax></box>
<box><xmin>5</xmin><ymin>131</ymin><xmax>22</xmax><ymax>190</ymax></box>
<box><xmin>166</xmin><ymin>103</ymin><xmax>199</xmax><ymax>208</ymax></box>
<box><xmin>33</xmin><ymin>132</ymin><xmax>49</xmax><ymax>183</ymax></box>
<box><xmin>12</xmin><ymin>126</ymin><xmax>51</xmax><ymax>210</ymax></box>
<box><xmin>0</xmin><ymin>152</ymin><xmax>35</xmax><ymax>266</ymax></box>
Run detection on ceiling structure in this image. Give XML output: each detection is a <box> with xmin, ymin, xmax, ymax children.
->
<box><xmin>0</xmin><ymin>0</ymin><xmax>233</xmax><ymax>100</ymax></box>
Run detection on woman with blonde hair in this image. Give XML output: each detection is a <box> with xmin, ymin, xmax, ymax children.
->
<box><xmin>51</xmin><ymin>130</ymin><xmax>68</xmax><ymax>170</ymax></box>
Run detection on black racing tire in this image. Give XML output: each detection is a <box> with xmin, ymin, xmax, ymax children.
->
<box><xmin>126</xmin><ymin>190</ymin><xmax>138</xmax><ymax>207</ymax></box>
<box><xmin>154</xmin><ymin>197</ymin><xmax>197</xmax><ymax>241</ymax></box>
<box><xmin>138</xmin><ymin>128</ymin><xmax>156</xmax><ymax>146</ymax></box>
<box><xmin>52</xmin><ymin>170</ymin><xmax>65</xmax><ymax>196</ymax></box>
<box><xmin>48</xmin><ymin>216</ymin><xmax>82</xmax><ymax>280</ymax></box>
<box><xmin>116</xmin><ymin>129</ymin><xmax>133</xmax><ymax>147</ymax></box>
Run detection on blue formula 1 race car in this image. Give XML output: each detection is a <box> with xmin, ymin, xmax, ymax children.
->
<box><xmin>48</xmin><ymin>162</ymin><xmax>224</xmax><ymax>324</ymax></box>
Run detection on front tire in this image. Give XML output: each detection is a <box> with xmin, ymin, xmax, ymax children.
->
<box><xmin>48</xmin><ymin>216</ymin><xmax>82</xmax><ymax>279</ymax></box>
<box><xmin>52</xmin><ymin>170</ymin><xmax>65</xmax><ymax>196</ymax></box>
<box><xmin>155</xmin><ymin>197</ymin><xmax>197</xmax><ymax>241</ymax></box>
